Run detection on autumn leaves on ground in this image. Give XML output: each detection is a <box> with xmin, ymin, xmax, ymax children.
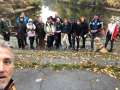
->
<box><xmin>14</xmin><ymin>49</ymin><xmax>120</xmax><ymax>80</ymax></box>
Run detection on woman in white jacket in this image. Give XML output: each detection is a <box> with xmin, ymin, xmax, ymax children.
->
<box><xmin>26</xmin><ymin>18</ymin><xmax>36</xmax><ymax>49</ymax></box>
<box><xmin>45</xmin><ymin>17</ymin><xmax>56</xmax><ymax>49</ymax></box>
<box><xmin>105</xmin><ymin>17</ymin><xmax>119</xmax><ymax>52</ymax></box>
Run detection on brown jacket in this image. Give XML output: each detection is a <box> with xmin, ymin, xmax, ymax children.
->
<box><xmin>4</xmin><ymin>79</ymin><xmax>16</xmax><ymax>90</ymax></box>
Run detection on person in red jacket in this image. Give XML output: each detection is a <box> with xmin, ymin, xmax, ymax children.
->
<box><xmin>105</xmin><ymin>17</ymin><xmax>119</xmax><ymax>52</ymax></box>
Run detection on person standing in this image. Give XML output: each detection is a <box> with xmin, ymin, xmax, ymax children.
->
<box><xmin>61</xmin><ymin>18</ymin><xmax>71</xmax><ymax>49</ymax></box>
<box><xmin>16</xmin><ymin>16</ymin><xmax>26</xmax><ymax>49</ymax></box>
<box><xmin>0</xmin><ymin>17</ymin><xmax>10</xmax><ymax>42</ymax></box>
<box><xmin>16</xmin><ymin>12</ymin><xmax>29</xmax><ymax>46</ymax></box>
<box><xmin>54</xmin><ymin>18</ymin><xmax>62</xmax><ymax>49</ymax></box>
<box><xmin>90</xmin><ymin>15</ymin><xmax>103</xmax><ymax>51</ymax></box>
<box><xmin>74</xmin><ymin>19</ymin><xmax>81</xmax><ymax>50</ymax></box>
<box><xmin>27</xmin><ymin>18</ymin><xmax>36</xmax><ymax>49</ymax></box>
<box><xmin>105</xmin><ymin>17</ymin><xmax>119</xmax><ymax>52</ymax></box>
<box><xmin>80</xmin><ymin>16</ymin><xmax>89</xmax><ymax>49</ymax></box>
<box><xmin>70</xmin><ymin>18</ymin><xmax>77</xmax><ymax>50</ymax></box>
<box><xmin>34</xmin><ymin>16</ymin><xmax>46</xmax><ymax>49</ymax></box>
<box><xmin>45</xmin><ymin>17</ymin><xmax>56</xmax><ymax>50</ymax></box>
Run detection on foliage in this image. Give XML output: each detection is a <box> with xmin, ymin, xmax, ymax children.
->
<box><xmin>15</xmin><ymin>60</ymin><xmax>120</xmax><ymax>80</ymax></box>
<box><xmin>105</xmin><ymin>0</ymin><xmax>120</xmax><ymax>8</ymax></box>
<box><xmin>14</xmin><ymin>50</ymin><xmax>120</xmax><ymax>80</ymax></box>
<box><xmin>49</xmin><ymin>0</ymin><xmax>120</xmax><ymax>25</ymax></box>
<box><xmin>29</xmin><ymin>0</ymin><xmax>41</xmax><ymax>6</ymax></box>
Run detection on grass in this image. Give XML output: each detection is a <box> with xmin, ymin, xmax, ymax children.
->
<box><xmin>14</xmin><ymin>50</ymin><xmax>120</xmax><ymax>80</ymax></box>
<box><xmin>14</xmin><ymin>60</ymin><xmax>120</xmax><ymax>80</ymax></box>
<box><xmin>14</xmin><ymin>50</ymin><xmax>120</xmax><ymax>61</ymax></box>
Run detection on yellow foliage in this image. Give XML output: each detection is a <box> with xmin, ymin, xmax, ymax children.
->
<box><xmin>106</xmin><ymin>0</ymin><xmax>120</xmax><ymax>8</ymax></box>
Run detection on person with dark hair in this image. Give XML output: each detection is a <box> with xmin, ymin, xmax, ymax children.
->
<box><xmin>70</xmin><ymin>18</ymin><xmax>77</xmax><ymax>50</ymax></box>
<box><xmin>80</xmin><ymin>16</ymin><xmax>89</xmax><ymax>49</ymax></box>
<box><xmin>16</xmin><ymin>12</ymin><xmax>29</xmax><ymax>46</ymax></box>
<box><xmin>16</xmin><ymin>16</ymin><xmax>27</xmax><ymax>49</ymax></box>
<box><xmin>0</xmin><ymin>17</ymin><xmax>10</xmax><ymax>42</ymax></box>
<box><xmin>34</xmin><ymin>16</ymin><xmax>46</xmax><ymax>49</ymax></box>
<box><xmin>54</xmin><ymin>18</ymin><xmax>62</xmax><ymax>49</ymax></box>
<box><xmin>74</xmin><ymin>19</ymin><xmax>81</xmax><ymax>50</ymax></box>
<box><xmin>0</xmin><ymin>40</ymin><xmax>16</xmax><ymax>90</ymax></box>
<box><xmin>61</xmin><ymin>18</ymin><xmax>71</xmax><ymax>49</ymax></box>
<box><xmin>16</xmin><ymin>12</ymin><xmax>29</xmax><ymax>26</ymax></box>
<box><xmin>45</xmin><ymin>17</ymin><xmax>56</xmax><ymax>49</ymax></box>
<box><xmin>89</xmin><ymin>15</ymin><xmax>103</xmax><ymax>51</ymax></box>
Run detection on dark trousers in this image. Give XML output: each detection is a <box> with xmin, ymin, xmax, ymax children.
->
<box><xmin>76</xmin><ymin>35</ymin><xmax>80</xmax><ymax>50</ymax></box>
<box><xmin>68</xmin><ymin>33</ymin><xmax>72</xmax><ymax>48</ymax></box>
<box><xmin>81</xmin><ymin>36</ymin><xmax>86</xmax><ymax>48</ymax></box>
<box><xmin>71</xmin><ymin>33</ymin><xmax>81</xmax><ymax>50</ymax></box>
<box><xmin>24</xmin><ymin>33</ymin><xmax>27</xmax><ymax>45</ymax></box>
<box><xmin>17</xmin><ymin>37</ymin><xmax>25</xmax><ymax>49</ymax></box>
<box><xmin>105</xmin><ymin>32</ymin><xmax>114</xmax><ymax>51</ymax></box>
<box><xmin>71</xmin><ymin>33</ymin><xmax>75</xmax><ymax>49</ymax></box>
<box><xmin>29</xmin><ymin>37</ymin><xmax>35</xmax><ymax>49</ymax></box>
<box><xmin>36</xmin><ymin>36</ymin><xmax>39</xmax><ymax>46</ymax></box>
<box><xmin>47</xmin><ymin>35</ymin><xmax>54</xmax><ymax>48</ymax></box>
<box><xmin>54</xmin><ymin>33</ymin><xmax>61</xmax><ymax>49</ymax></box>
<box><xmin>36</xmin><ymin>36</ymin><xmax>45</xmax><ymax>49</ymax></box>
<box><xmin>3</xmin><ymin>32</ymin><xmax>10</xmax><ymax>41</ymax></box>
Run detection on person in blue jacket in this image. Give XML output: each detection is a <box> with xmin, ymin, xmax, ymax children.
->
<box><xmin>16</xmin><ymin>12</ymin><xmax>29</xmax><ymax>46</ymax></box>
<box><xmin>16</xmin><ymin>12</ymin><xmax>29</xmax><ymax>25</ymax></box>
<box><xmin>89</xmin><ymin>15</ymin><xmax>103</xmax><ymax>51</ymax></box>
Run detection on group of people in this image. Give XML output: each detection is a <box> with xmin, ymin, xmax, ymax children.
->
<box><xmin>0</xmin><ymin>12</ymin><xmax>120</xmax><ymax>90</ymax></box>
<box><xmin>15</xmin><ymin>13</ymin><xmax>102</xmax><ymax>51</ymax></box>
<box><xmin>0</xmin><ymin>12</ymin><xmax>119</xmax><ymax>52</ymax></box>
<box><xmin>15</xmin><ymin>13</ymin><xmax>94</xmax><ymax>51</ymax></box>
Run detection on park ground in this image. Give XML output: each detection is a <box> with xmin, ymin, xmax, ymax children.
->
<box><xmin>1</xmin><ymin>35</ymin><xmax>120</xmax><ymax>90</ymax></box>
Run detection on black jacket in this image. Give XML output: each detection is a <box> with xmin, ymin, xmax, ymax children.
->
<box><xmin>75</xmin><ymin>23</ymin><xmax>81</xmax><ymax>35</ymax></box>
<box><xmin>61</xmin><ymin>23</ymin><xmax>71</xmax><ymax>34</ymax></box>
<box><xmin>34</xmin><ymin>20</ymin><xmax>46</xmax><ymax>38</ymax></box>
<box><xmin>80</xmin><ymin>21</ymin><xmax>89</xmax><ymax>36</ymax></box>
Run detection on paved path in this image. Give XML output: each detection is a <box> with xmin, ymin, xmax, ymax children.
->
<box><xmin>13</xmin><ymin>69</ymin><xmax>120</xmax><ymax>90</ymax></box>
<box><xmin>1</xmin><ymin>35</ymin><xmax>120</xmax><ymax>90</ymax></box>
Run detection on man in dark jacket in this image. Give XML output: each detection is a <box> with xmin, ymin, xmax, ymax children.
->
<box><xmin>34</xmin><ymin>16</ymin><xmax>46</xmax><ymax>49</ymax></box>
<box><xmin>74</xmin><ymin>19</ymin><xmax>81</xmax><ymax>50</ymax></box>
<box><xmin>0</xmin><ymin>41</ymin><xmax>16</xmax><ymax>90</ymax></box>
<box><xmin>70</xmin><ymin>19</ymin><xmax>77</xmax><ymax>50</ymax></box>
<box><xmin>80</xmin><ymin>16</ymin><xmax>89</xmax><ymax>48</ymax></box>
<box><xmin>0</xmin><ymin>17</ymin><xmax>10</xmax><ymax>41</ymax></box>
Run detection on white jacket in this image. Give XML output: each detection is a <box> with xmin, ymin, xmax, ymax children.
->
<box><xmin>26</xmin><ymin>23</ymin><xmax>36</xmax><ymax>30</ymax></box>
<box><xmin>45</xmin><ymin>23</ymin><xmax>56</xmax><ymax>36</ymax></box>
<box><xmin>107</xmin><ymin>23</ymin><xmax>117</xmax><ymax>34</ymax></box>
